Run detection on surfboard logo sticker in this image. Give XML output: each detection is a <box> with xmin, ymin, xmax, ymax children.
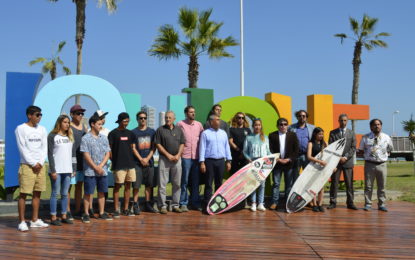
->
<box><xmin>308</xmin><ymin>189</ymin><xmax>316</xmax><ymax>196</ymax></box>
<box><xmin>336</xmin><ymin>138</ymin><xmax>346</xmax><ymax>151</ymax></box>
<box><xmin>254</xmin><ymin>162</ymin><xmax>261</xmax><ymax>168</ymax></box>
<box><xmin>261</xmin><ymin>158</ymin><xmax>274</xmax><ymax>169</ymax></box>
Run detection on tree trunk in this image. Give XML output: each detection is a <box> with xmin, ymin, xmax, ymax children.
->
<box><xmin>75</xmin><ymin>0</ymin><xmax>86</xmax><ymax>104</ymax></box>
<box><xmin>50</xmin><ymin>61</ymin><xmax>57</xmax><ymax>80</ymax></box>
<box><xmin>188</xmin><ymin>55</ymin><xmax>199</xmax><ymax>88</ymax></box>
<box><xmin>351</xmin><ymin>41</ymin><xmax>362</xmax><ymax>132</ymax></box>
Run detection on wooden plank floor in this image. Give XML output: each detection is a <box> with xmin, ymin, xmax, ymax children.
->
<box><xmin>1</xmin><ymin>201</ymin><xmax>414</xmax><ymax>259</ymax></box>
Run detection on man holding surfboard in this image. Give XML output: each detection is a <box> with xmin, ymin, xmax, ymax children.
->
<box><xmin>328</xmin><ymin>114</ymin><xmax>358</xmax><ymax>210</ymax></box>
<box><xmin>358</xmin><ymin>119</ymin><xmax>393</xmax><ymax>212</ymax></box>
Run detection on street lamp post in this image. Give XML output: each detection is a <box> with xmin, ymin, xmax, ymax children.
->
<box><xmin>240</xmin><ymin>0</ymin><xmax>244</xmax><ymax>96</ymax></box>
<box><xmin>392</xmin><ymin>110</ymin><xmax>400</xmax><ymax>136</ymax></box>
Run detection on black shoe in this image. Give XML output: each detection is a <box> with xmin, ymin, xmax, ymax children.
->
<box><xmin>347</xmin><ymin>204</ymin><xmax>358</xmax><ymax>210</ymax></box>
<box><xmin>327</xmin><ymin>203</ymin><xmax>336</xmax><ymax>209</ymax></box>
<box><xmin>61</xmin><ymin>218</ymin><xmax>74</xmax><ymax>224</ymax></box>
<box><xmin>89</xmin><ymin>208</ymin><xmax>98</xmax><ymax>219</ymax></box>
<box><xmin>99</xmin><ymin>212</ymin><xmax>113</xmax><ymax>221</ymax></box>
<box><xmin>318</xmin><ymin>206</ymin><xmax>325</xmax><ymax>212</ymax></box>
<box><xmin>312</xmin><ymin>206</ymin><xmax>319</xmax><ymax>212</ymax></box>
<box><xmin>133</xmin><ymin>203</ymin><xmax>141</xmax><ymax>215</ymax></box>
<box><xmin>66</xmin><ymin>212</ymin><xmax>74</xmax><ymax>221</ymax></box>
<box><xmin>123</xmin><ymin>209</ymin><xmax>135</xmax><ymax>216</ymax></box>
<box><xmin>189</xmin><ymin>204</ymin><xmax>203</xmax><ymax>212</ymax></box>
<box><xmin>113</xmin><ymin>210</ymin><xmax>120</xmax><ymax>219</ymax></box>
<box><xmin>145</xmin><ymin>202</ymin><xmax>158</xmax><ymax>213</ymax></box>
<box><xmin>50</xmin><ymin>219</ymin><xmax>62</xmax><ymax>226</ymax></box>
<box><xmin>82</xmin><ymin>213</ymin><xmax>90</xmax><ymax>224</ymax></box>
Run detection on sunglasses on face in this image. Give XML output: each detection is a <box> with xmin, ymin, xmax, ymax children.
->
<box><xmin>34</xmin><ymin>113</ymin><xmax>43</xmax><ymax>117</ymax></box>
<box><xmin>139</xmin><ymin>117</ymin><xmax>147</xmax><ymax>120</ymax></box>
<box><xmin>75</xmin><ymin>112</ymin><xmax>84</xmax><ymax>116</ymax></box>
<box><xmin>297</xmin><ymin>115</ymin><xmax>307</xmax><ymax>118</ymax></box>
<box><xmin>237</xmin><ymin>116</ymin><xmax>245</xmax><ymax>119</ymax></box>
<box><xmin>279</xmin><ymin>123</ymin><xmax>288</xmax><ymax>126</ymax></box>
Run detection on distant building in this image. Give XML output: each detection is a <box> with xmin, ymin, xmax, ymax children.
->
<box><xmin>141</xmin><ymin>105</ymin><xmax>156</xmax><ymax>129</ymax></box>
<box><xmin>159</xmin><ymin>111</ymin><xmax>166</xmax><ymax>127</ymax></box>
<box><xmin>0</xmin><ymin>139</ymin><xmax>5</xmax><ymax>161</ymax></box>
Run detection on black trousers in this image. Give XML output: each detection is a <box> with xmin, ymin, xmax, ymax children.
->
<box><xmin>203</xmin><ymin>158</ymin><xmax>225</xmax><ymax>202</ymax></box>
<box><xmin>329</xmin><ymin>166</ymin><xmax>354</xmax><ymax>206</ymax></box>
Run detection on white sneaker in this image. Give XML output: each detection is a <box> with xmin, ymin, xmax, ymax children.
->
<box><xmin>30</xmin><ymin>219</ymin><xmax>49</xmax><ymax>228</ymax></box>
<box><xmin>257</xmin><ymin>203</ymin><xmax>266</xmax><ymax>211</ymax></box>
<box><xmin>18</xmin><ymin>221</ymin><xmax>29</xmax><ymax>232</ymax></box>
<box><xmin>250</xmin><ymin>203</ymin><xmax>257</xmax><ymax>212</ymax></box>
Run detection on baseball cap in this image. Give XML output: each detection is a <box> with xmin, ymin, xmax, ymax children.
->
<box><xmin>93</xmin><ymin>110</ymin><xmax>108</xmax><ymax>119</ymax></box>
<box><xmin>70</xmin><ymin>104</ymin><xmax>86</xmax><ymax>113</ymax></box>
<box><xmin>115</xmin><ymin>112</ymin><xmax>130</xmax><ymax>123</ymax></box>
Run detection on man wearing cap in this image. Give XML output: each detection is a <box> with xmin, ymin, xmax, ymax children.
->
<box><xmin>68</xmin><ymin>104</ymin><xmax>88</xmax><ymax>219</ymax></box>
<box><xmin>93</xmin><ymin>110</ymin><xmax>110</xmax><ymax>137</ymax></box>
<box><xmin>108</xmin><ymin>112</ymin><xmax>137</xmax><ymax>217</ymax></box>
<box><xmin>154</xmin><ymin>111</ymin><xmax>185</xmax><ymax>214</ymax></box>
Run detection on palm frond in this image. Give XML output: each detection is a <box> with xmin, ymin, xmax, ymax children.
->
<box><xmin>29</xmin><ymin>57</ymin><xmax>46</xmax><ymax>66</ymax></box>
<box><xmin>149</xmin><ymin>24</ymin><xmax>181</xmax><ymax>60</ymax></box>
<box><xmin>42</xmin><ymin>64</ymin><xmax>50</xmax><ymax>74</ymax></box>
<box><xmin>56</xmin><ymin>57</ymin><xmax>64</xmax><ymax>65</ymax></box>
<box><xmin>369</xmin><ymin>39</ymin><xmax>388</xmax><ymax>48</ymax></box>
<box><xmin>97</xmin><ymin>0</ymin><xmax>118</xmax><ymax>14</ymax></box>
<box><xmin>334</xmin><ymin>33</ymin><xmax>347</xmax><ymax>44</ymax></box>
<box><xmin>63</xmin><ymin>66</ymin><xmax>71</xmax><ymax>75</ymax></box>
<box><xmin>363</xmin><ymin>42</ymin><xmax>373</xmax><ymax>51</ymax></box>
<box><xmin>178</xmin><ymin>7</ymin><xmax>198</xmax><ymax>38</ymax></box>
<box><xmin>349</xmin><ymin>17</ymin><xmax>359</xmax><ymax>35</ymax></box>
<box><xmin>198</xmin><ymin>8</ymin><xmax>213</xmax><ymax>26</ymax></box>
<box><xmin>208</xmin><ymin>37</ymin><xmax>237</xmax><ymax>59</ymax></box>
<box><xmin>57</xmin><ymin>41</ymin><xmax>66</xmax><ymax>53</ymax></box>
<box><xmin>375</xmin><ymin>32</ymin><xmax>391</xmax><ymax>38</ymax></box>
<box><xmin>363</xmin><ymin>15</ymin><xmax>378</xmax><ymax>32</ymax></box>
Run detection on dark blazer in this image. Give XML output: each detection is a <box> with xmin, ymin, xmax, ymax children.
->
<box><xmin>269</xmin><ymin>131</ymin><xmax>299</xmax><ymax>168</ymax></box>
<box><xmin>328</xmin><ymin>128</ymin><xmax>356</xmax><ymax>169</ymax></box>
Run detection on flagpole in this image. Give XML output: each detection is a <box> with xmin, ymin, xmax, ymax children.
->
<box><xmin>240</xmin><ymin>0</ymin><xmax>245</xmax><ymax>96</ymax></box>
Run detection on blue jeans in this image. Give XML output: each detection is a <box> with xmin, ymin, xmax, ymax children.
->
<box><xmin>272</xmin><ymin>167</ymin><xmax>293</xmax><ymax>204</ymax></box>
<box><xmin>292</xmin><ymin>154</ymin><xmax>309</xmax><ymax>182</ymax></box>
<box><xmin>251</xmin><ymin>181</ymin><xmax>265</xmax><ymax>204</ymax></box>
<box><xmin>50</xmin><ymin>173</ymin><xmax>71</xmax><ymax>215</ymax></box>
<box><xmin>180</xmin><ymin>158</ymin><xmax>200</xmax><ymax>206</ymax></box>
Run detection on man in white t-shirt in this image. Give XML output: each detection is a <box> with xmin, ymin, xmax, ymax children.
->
<box><xmin>15</xmin><ymin>105</ymin><xmax>49</xmax><ymax>232</ymax></box>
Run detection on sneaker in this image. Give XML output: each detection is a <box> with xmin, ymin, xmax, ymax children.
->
<box><xmin>123</xmin><ymin>209</ymin><xmax>135</xmax><ymax>217</ymax></box>
<box><xmin>269</xmin><ymin>203</ymin><xmax>277</xmax><ymax>210</ymax></box>
<box><xmin>61</xmin><ymin>218</ymin><xmax>74</xmax><ymax>224</ymax></box>
<box><xmin>172</xmin><ymin>206</ymin><xmax>182</xmax><ymax>213</ymax></box>
<box><xmin>89</xmin><ymin>208</ymin><xmax>97</xmax><ymax>219</ymax></box>
<box><xmin>257</xmin><ymin>203</ymin><xmax>266</xmax><ymax>211</ymax></box>
<box><xmin>312</xmin><ymin>206</ymin><xmax>319</xmax><ymax>212</ymax></box>
<box><xmin>113</xmin><ymin>210</ymin><xmax>121</xmax><ymax>219</ymax></box>
<box><xmin>18</xmin><ymin>221</ymin><xmax>29</xmax><ymax>232</ymax></box>
<box><xmin>180</xmin><ymin>205</ymin><xmax>189</xmax><ymax>212</ymax></box>
<box><xmin>133</xmin><ymin>203</ymin><xmax>141</xmax><ymax>215</ymax></box>
<box><xmin>327</xmin><ymin>203</ymin><xmax>336</xmax><ymax>209</ymax></box>
<box><xmin>99</xmin><ymin>212</ymin><xmax>113</xmax><ymax>221</ymax></box>
<box><xmin>250</xmin><ymin>203</ymin><xmax>257</xmax><ymax>212</ymax></box>
<box><xmin>145</xmin><ymin>202</ymin><xmax>158</xmax><ymax>213</ymax></box>
<box><xmin>160</xmin><ymin>206</ymin><xmax>168</xmax><ymax>214</ymax></box>
<box><xmin>50</xmin><ymin>219</ymin><xmax>62</xmax><ymax>226</ymax></box>
<box><xmin>30</xmin><ymin>219</ymin><xmax>49</xmax><ymax>228</ymax></box>
<box><xmin>347</xmin><ymin>204</ymin><xmax>358</xmax><ymax>210</ymax></box>
<box><xmin>318</xmin><ymin>206</ymin><xmax>325</xmax><ymax>212</ymax></box>
<box><xmin>81</xmin><ymin>214</ymin><xmax>90</xmax><ymax>224</ymax></box>
<box><xmin>378</xmin><ymin>206</ymin><xmax>388</xmax><ymax>212</ymax></box>
<box><xmin>66</xmin><ymin>212</ymin><xmax>74</xmax><ymax>221</ymax></box>
<box><xmin>363</xmin><ymin>205</ymin><xmax>372</xmax><ymax>211</ymax></box>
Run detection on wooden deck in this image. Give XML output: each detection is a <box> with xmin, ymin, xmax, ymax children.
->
<box><xmin>1</xmin><ymin>201</ymin><xmax>414</xmax><ymax>259</ymax></box>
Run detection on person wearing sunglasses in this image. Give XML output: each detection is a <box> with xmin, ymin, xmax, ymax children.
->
<box><xmin>268</xmin><ymin>117</ymin><xmax>299</xmax><ymax>211</ymax></box>
<box><xmin>15</xmin><ymin>105</ymin><xmax>49</xmax><ymax>231</ymax></box>
<box><xmin>204</xmin><ymin>104</ymin><xmax>230</xmax><ymax>138</ymax></box>
<box><xmin>68</xmin><ymin>104</ymin><xmax>88</xmax><ymax>220</ymax></box>
<box><xmin>327</xmin><ymin>114</ymin><xmax>358</xmax><ymax>210</ymax></box>
<box><xmin>358</xmin><ymin>119</ymin><xmax>393</xmax><ymax>212</ymax></box>
<box><xmin>229</xmin><ymin>112</ymin><xmax>251</xmax><ymax>175</ymax></box>
<box><xmin>288</xmin><ymin>110</ymin><xmax>315</xmax><ymax>183</ymax></box>
<box><xmin>131</xmin><ymin>111</ymin><xmax>158</xmax><ymax>214</ymax></box>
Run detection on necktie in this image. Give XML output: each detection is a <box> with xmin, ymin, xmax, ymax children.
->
<box><xmin>341</xmin><ymin>129</ymin><xmax>344</xmax><ymax>138</ymax></box>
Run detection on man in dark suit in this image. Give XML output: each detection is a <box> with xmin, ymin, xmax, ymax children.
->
<box><xmin>269</xmin><ymin>117</ymin><xmax>299</xmax><ymax>210</ymax></box>
<box><xmin>328</xmin><ymin>114</ymin><xmax>358</xmax><ymax>210</ymax></box>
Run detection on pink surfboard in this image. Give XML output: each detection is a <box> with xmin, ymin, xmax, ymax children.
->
<box><xmin>207</xmin><ymin>153</ymin><xmax>279</xmax><ymax>215</ymax></box>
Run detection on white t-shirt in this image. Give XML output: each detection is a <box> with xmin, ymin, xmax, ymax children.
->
<box><xmin>15</xmin><ymin>123</ymin><xmax>47</xmax><ymax>166</ymax></box>
<box><xmin>279</xmin><ymin>132</ymin><xmax>287</xmax><ymax>159</ymax></box>
<box><xmin>48</xmin><ymin>133</ymin><xmax>75</xmax><ymax>173</ymax></box>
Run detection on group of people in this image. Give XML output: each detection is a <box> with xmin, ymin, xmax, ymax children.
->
<box><xmin>15</xmin><ymin>103</ymin><xmax>393</xmax><ymax>232</ymax></box>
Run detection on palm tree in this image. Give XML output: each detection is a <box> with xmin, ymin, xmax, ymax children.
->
<box><xmin>402</xmin><ymin>114</ymin><xmax>415</xmax><ymax>143</ymax></box>
<box><xmin>29</xmin><ymin>41</ymin><xmax>71</xmax><ymax>80</ymax></box>
<box><xmin>149</xmin><ymin>7</ymin><xmax>238</xmax><ymax>88</ymax></box>
<box><xmin>334</xmin><ymin>14</ymin><xmax>390</xmax><ymax>131</ymax></box>
<box><xmin>49</xmin><ymin>0</ymin><xmax>118</xmax><ymax>103</ymax></box>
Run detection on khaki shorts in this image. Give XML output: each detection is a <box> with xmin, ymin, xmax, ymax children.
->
<box><xmin>18</xmin><ymin>164</ymin><xmax>46</xmax><ymax>194</ymax></box>
<box><xmin>114</xmin><ymin>168</ymin><xmax>136</xmax><ymax>184</ymax></box>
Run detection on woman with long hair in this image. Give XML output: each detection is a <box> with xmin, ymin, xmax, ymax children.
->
<box><xmin>243</xmin><ymin>118</ymin><xmax>271</xmax><ymax>212</ymax></box>
<box><xmin>229</xmin><ymin>112</ymin><xmax>251</xmax><ymax>174</ymax></box>
<box><xmin>47</xmin><ymin>115</ymin><xmax>76</xmax><ymax>225</ymax></box>
<box><xmin>307</xmin><ymin>127</ymin><xmax>327</xmax><ymax>212</ymax></box>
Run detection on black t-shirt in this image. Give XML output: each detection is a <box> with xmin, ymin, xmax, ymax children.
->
<box><xmin>230</xmin><ymin>127</ymin><xmax>251</xmax><ymax>152</ymax></box>
<box><xmin>132</xmin><ymin>127</ymin><xmax>155</xmax><ymax>166</ymax></box>
<box><xmin>108</xmin><ymin>128</ymin><xmax>136</xmax><ymax>170</ymax></box>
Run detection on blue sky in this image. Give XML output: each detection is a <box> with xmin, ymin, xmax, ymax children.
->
<box><xmin>1</xmin><ymin>0</ymin><xmax>414</xmax><ymax>139</ymax></box>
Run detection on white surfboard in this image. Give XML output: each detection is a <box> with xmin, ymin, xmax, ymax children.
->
<box><xmin>286</xmin><ymin>138</ymin><xmax>346</xmax><ymax>213</ymax></box>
